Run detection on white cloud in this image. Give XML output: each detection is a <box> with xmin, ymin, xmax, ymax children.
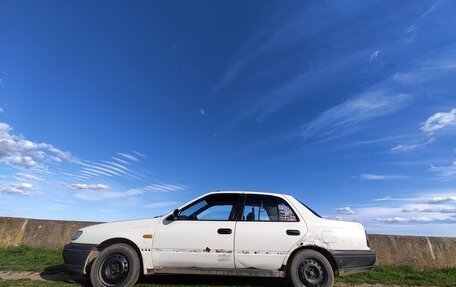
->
<box><xmin>358</xmin><ymin>173</ymin><xmax>406</xmax><ymax>180</ymax></box>
<box><xmin>14</xmin><ymin>173</ymin><xmax>41</xmax><ymax>181</ymax></box>
<box><xmin>1</xmin><ymin>182</ymin><xmax>41</xmax><ymax>196</ymax></box>
<box><xmin>199</xmin><ymin>108</ymin><xmax>206</xmax><ymax>116</ymax></box>
<box><xmin>430</xmin><ymin>161</ymin><xmax>456</xmax><ymax>179</ymax></box>
<box><xmin>68</xmin><ymin>183</ymin><xmax>109</xmax><ymax>191</ymax></box>
<box><xmin>421</xmin><ymin>108</ymin><xmax>456</xmax><ymax>135</ymax></box>
<box><xmin>0</xmin><ymin>122</ymin><xmax>73</xmax><ymax>169</ymax></box>
<box><xmin>391</xmin><ymin>138</ymin><xmax>434</xmax><ymax>152</ymax></box>
<box><xmin>423</xmin><ymin>196</ymin><xmax>456</xmax><ymax>204</ymax></box>
<box><xmin>334</xmin><ymin>207</ymin><xmax>356</xmax><ymax>215</ymax></box>
<box><xmin>301</xmin><ymin>91</ymin><xmax>411</xmax><ymax>142</ymax></box>
<box><xmin>144</xmin><ymin>201</ymin><xmax>180</xmax><ymax>209</ymax></box>
<box><xmin>0</xmin><ymin>107</ymin><xmax>3</xmax><ymax>113</ymax></box>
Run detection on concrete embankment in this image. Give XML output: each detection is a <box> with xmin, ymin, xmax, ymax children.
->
<box><xmin>1</xmin><ymin>217</ymin><xmax>455</xmax><ymax>269</ymax></box>
<box><xmin>0</xmin><ymin>217</ymin><xmax>98</xmax><ymax>248</ymax></box>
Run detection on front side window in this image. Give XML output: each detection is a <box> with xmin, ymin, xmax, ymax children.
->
<box><xmin>178</xmin><ymin>194</ymin><xmax>239</xmax><ymax>221</ymax></box>
<box><xmin>241</xmin><ymin>195</ymin><xmax>298</xmax><ymax>222</ymax></box>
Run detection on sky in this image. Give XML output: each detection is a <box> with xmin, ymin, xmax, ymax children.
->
<box><xmin>1</xmin><ymin>0</ymin><xmax>456</xmax><ymax>236</ymax></box>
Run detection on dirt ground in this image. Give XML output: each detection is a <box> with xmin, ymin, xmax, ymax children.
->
<box><xmin>0</xmin><ymin>270</ymin><xmax>432</xmax><ymax>287</ymax></box>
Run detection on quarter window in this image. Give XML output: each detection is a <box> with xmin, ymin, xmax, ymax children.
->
<box><xmin>278</xmin><ymin>200</ymin><xmax>298</xmax><ymax>222</ymax></box>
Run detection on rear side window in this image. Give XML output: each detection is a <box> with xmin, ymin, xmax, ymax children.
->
<box><xmin>241</xmin><ymin>195</ymin><xmax>299</xmax><ymax>222</ymax></box>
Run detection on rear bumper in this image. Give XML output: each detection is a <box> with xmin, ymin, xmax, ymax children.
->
<box><xmin>63</xmin><ymin>243</ymin><xmax>97</xmax><ymax>274</ymax></box>
<box><xmin>331</xmin><ymin>250</ymin><xmax>376</xmax><ymax>276</ymax></box>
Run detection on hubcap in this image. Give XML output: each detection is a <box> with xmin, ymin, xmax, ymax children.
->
<box><xmin>99</xmin><ymin>253</ymin><xmax>130</xmax><ymax>286</ymax></box>
<box><xmin>298</xmin><ymin>259</ymin><xmax>326</xmax><ymax>286</ymax></box>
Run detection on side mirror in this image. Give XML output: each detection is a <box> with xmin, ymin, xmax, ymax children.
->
<box><xmin>166</xmin><ymin>209</ymin><xmax>179</xmax><ymax>221</ymax></box>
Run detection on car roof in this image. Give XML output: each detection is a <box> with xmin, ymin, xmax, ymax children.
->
<box><xmin>206</xmin><ymin>190</ymin><xmax>292</xmax><ymax>198</ymax></box>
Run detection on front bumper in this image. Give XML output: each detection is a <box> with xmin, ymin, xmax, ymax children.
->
<box><xmin>63</xmin><ymin>243</ymin><xmax>97</xmax><ymax>274</ymax></box>
<box><xmin>331</xmin><ymin>250</ymin><xmax>376</xmax><ymax>276</ymax></box>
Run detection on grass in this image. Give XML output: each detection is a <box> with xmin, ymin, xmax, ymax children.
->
<box><xmin>0</xmin><ymin>246</ymin><xmax>63</xmax><ymax>273</ymax></box>
<box><xmin>1</xmin><ymin>246</ymin><xmax>456</xmax><ymax>286</ymax></box>
<box><xmin>337</xmin><ymin>265</ymin><xmax>456</xmax><ymax>286</ymax></box>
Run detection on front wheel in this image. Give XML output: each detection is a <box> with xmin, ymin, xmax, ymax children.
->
<box><xmin>90</xmin><ymin>243</ymin><xmax>141</xmax><ymax>287</ymax></box>
<box><xmin>288</xmin><ymin>249</ymin><xmax>334</xmax><ymax>287</ymax></box>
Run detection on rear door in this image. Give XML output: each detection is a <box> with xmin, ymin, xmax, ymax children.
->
<box><xmin>234</xmin><ymin>194</ymin><xmax>306</xmax><ymax>270</ymax></box>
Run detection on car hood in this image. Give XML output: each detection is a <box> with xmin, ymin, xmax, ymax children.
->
<box><xmin>73</xmin><ymin>217</ymin><xmax>162</xmax><ymax>247</ymax></box>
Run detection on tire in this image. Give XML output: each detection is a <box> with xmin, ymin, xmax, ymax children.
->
<box><xmin>90</xmin><ymin>243</ymin><xmax>141</xmax><ymax>287</ymax></box>
<box><xmin>287</xmin><ymin>249</ymin><xmax>334</xmax><ymax>287</ymax></box>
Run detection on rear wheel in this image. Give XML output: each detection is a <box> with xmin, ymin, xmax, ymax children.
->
<box><xmin>90</xmin><ymin>243</ymin><xmax>140</xmax><ymax>287</ymax></box>
<box><xmin>287</xmin><ymin>249</ymin><xmax>334</xmax><ymax>287</ymax></box>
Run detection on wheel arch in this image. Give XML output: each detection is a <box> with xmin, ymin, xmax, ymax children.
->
<box><xmin>84</xmin><ymin>237</ymin><xmax>144</xmax><ymax>275</ymax></box>
<box><xmin>285</xmin><ymin>245</ymin><xmax>338</xmax><ymax>276</ymax></box>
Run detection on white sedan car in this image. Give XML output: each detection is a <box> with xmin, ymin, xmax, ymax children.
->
<box><xmin>63</xmin><ymin>191</ymin><xmax>376</xmax><ymax>287</ymax></box>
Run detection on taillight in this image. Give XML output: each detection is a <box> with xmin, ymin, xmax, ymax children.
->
<box><xmin>365</xmin><ymin>231</ymin><xmax>370</xmax><ymax>247</ymax></box>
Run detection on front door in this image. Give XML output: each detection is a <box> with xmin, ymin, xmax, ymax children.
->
<box><xmin>152</xmin><ymin>193</ymin><xmax>240</xmax><ymax>269</ymax></box>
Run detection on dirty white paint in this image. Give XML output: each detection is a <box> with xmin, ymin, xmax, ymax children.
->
<box><xmin>70</xmin><ymin>191</ymin><xmax>371</xmax><ymax>275</ymax></box>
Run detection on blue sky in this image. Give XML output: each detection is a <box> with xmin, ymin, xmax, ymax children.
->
<box><xmin>1</xmin><ymin>0</ymin><xmax>456</xmax><ymax>236</ymax></box>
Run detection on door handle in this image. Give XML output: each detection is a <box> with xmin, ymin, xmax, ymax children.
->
<box><xmin>217</xmin><ymin>228</ymin><xmax>232</xmax><ymax>235</ymax></box>
<box><xmin>286</xmin><ymin>229</ymin><xmax>301</xmax><ymax>236</ymax></box>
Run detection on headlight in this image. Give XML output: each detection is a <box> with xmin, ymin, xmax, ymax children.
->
<box><xmin>71</xmin><ymin>230</ymin><xmax>83</xmax><ymax>241</ymax></box>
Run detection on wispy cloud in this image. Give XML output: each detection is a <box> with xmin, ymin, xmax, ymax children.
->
<box><xmin>111</xmin><ymin>157</ymin><xmax>130</xmax><ymax>165</ymax></box>
<box><xmin>406</xmin><ymin>0</ymin><xmax>442</xmax><ymax>34</ymax></box>
<box><xmin>375</xmin><ymin>216</ymin><xmax>456</xmax><ymax>224</ymax></box>
<box><xmin>403</xmin><ymin>207</ymin><xmax>456</xmax><ymax>213</ymax></box>
<box><xmin>357</xmin><ymin>173</ymin><xmax>406</xmax><ymax>180</ymax></box>
<box><xmin>74</xmin><ymin>191</ymin><xmax>127</xmax><ymax>201</ymax></box>
<box><xmin>334</xmin><ymin>207</ymin><xmax>356</xmax><ymax>215</ymax></box>
<box><xmin>391</xmin><ymin>138</ymin><xmax>434</xmax><ymax>152</ymax></box>
<box><xmin>421</xmin><ymin>108</ymin><xmax>456</xmax><ymax>135</ymax></box>
<box><xmin>117</xmin><ymin>152</ymin><xmax>140</xmax><ymax>162</ymax></box>
<box><xmin>301</xmin><ymin>91</ymin><xmax>411</xmax><ymax>142</ymax></box>
<box><xmin>74</xmin><ymin>183</ymin><xmax>188</xmax><ymax>201</ymax></box>
<box><xmin>75</xmin><ymin>155</ymin><xmax>145</xmax><ymax>180</ymax></box>
<box><xmin>132</xmin><ymin>151</ymin><xmax>147</xmax><ymax>158</ymax></box>
<box><xmin>68</xmin><ymin>183</ymin><xmax>109</xmax><ymax>191</ymax></box>
<box><xmin>209</xmin><ymin>59</ymin><xmax>246</xmax><ymax>97</ymax></box>
<box><xmin>126</xmin><ymin>183</ymin><xmax>188</xmax><ymax>195</ymax></box>
<box><xmin>14</xmin><ymin>173</ymin><xmax>41</xmax><ymax>181</ymax></box>
<box><xmin>430</xmin><ymin>161</ymin><xmax>456</xmax><ymax>180</ymax></box>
